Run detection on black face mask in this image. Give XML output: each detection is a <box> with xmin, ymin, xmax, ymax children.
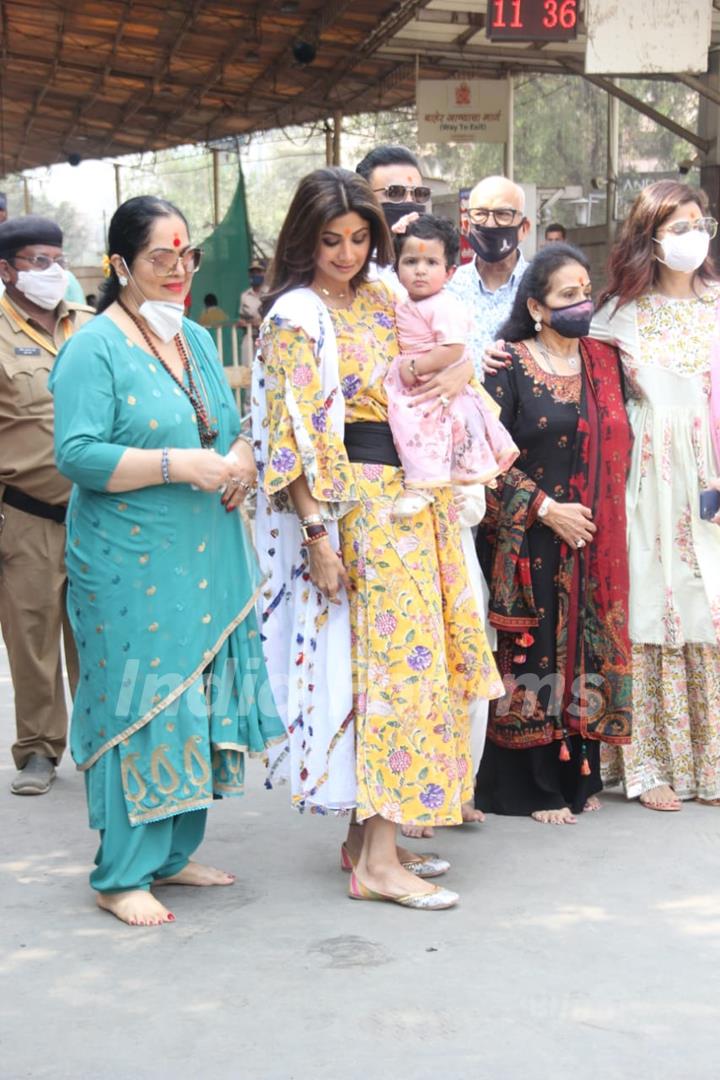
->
<box><xmin>546</xmin><ymin>299</ymin><xmax>594</xmax><ymax>340</ymax></box>
<box><xmin>382</xmin><ymin>201</ymin><xmax>427</xmax><ymax>229</ymax></box>
<box><xmin>468</xmin><ymin>223</ymin><xmax>520</xmax><ymax>264</ymax></box>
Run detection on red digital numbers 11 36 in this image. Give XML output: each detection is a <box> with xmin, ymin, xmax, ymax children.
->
<box><xmin>487</xmin><ymin>0</ymin><xmax>579</xmax><ymax>41</ymax></box>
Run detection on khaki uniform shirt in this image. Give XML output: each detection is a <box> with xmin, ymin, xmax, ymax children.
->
<box><xmin>0</xmin><ymin>295</ymin><xmax>94</xmax><ymax>506</ymax></box>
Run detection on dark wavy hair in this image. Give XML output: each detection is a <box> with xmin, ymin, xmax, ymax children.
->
<box><xmin>395</xmin><ymin>214</ymin><xmax>459</xmax><ymax>267</ymax></box>
<box><xmin>98</xmin><ymin>195</ymin><xmax>188</xmax><ymax>313</ymax></box>
<box><xmin>598</xmin><ymin>180</ymin><xmax>718</xmax><ymax>310</ymax></box>
<box><xmin>497</xmin><ymin>243</ymin><xmax>591</xmax><ymax>343</ymax></box>
<box><xmin>262</xmin><ymin>167</ymin><xmax>394</xmax><ymax>316</ymax></box>
<box><xmin>355</xmin><ymin>145</ymin><xmax>420</xmax><ymax>183</ymax></box>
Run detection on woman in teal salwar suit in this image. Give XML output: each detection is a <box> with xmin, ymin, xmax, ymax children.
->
<box><xmin>50</xmin><ymin>196</ymin><xmax>284</xmax><ymax>926</ymax></box>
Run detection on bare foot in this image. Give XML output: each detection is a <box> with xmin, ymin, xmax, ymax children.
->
<box><xmin>584</xmin><ymin>796</ymin><xmax>602</xmax><ymax>812</ymax></box>
<box><xmin>400</xmin><ymin>824</ymin><xmax>435</xmax><ymax>839</ymax></box>
<box><xmin>462</xmin><ymin>800</ymin><xmax>485</xmax><ymax>824</ymax></box>
<box><xmin>96</xmin><ymin>889</ymin><xmax>175</xmax><ymax>927</ymax></box>
<box><xmin>355</xmin><ymin>858</ymin><xmax>437</xmax><ymax>899</ymax></box>
<box><xmin>639</xmin><ymin>784</ymin><xmax>681</xmax><ymax>811</ymax></box>
<box><xmin>154</xmin><ymin>860</ymin><xmax>235</xmax><ymax>886</ymax></box>
<box><xmin>531</xmin><ymin>808</ymin><xmax>577</xmax><ymax>825</ymax></box>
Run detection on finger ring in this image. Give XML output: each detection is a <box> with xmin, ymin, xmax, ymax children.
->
<box><xmin>238</xmin><ymin>479</ymin><xmax>251</xmax><ymax>491</ymax></box>
<box><xmin>576</xmin><ymin>538</ymin><xmax>586</xmax><ymax>549</ymax></box>
<box><xmin>230</xmin><ymin>476</ymin><xmax>241</xmax><ymax>484</ymax></box>
<box><xmin>439</xmin><ymin>394</ymin><xmax>451</xmax><ymax>408</ymax></box>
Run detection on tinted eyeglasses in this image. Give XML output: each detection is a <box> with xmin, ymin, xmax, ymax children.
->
<box><xmin>468</xmin><ymin>207</ymin><xmax>522</xmax><ymax>227</ymax></box>
<box><xmin>373</xmin><ymin>185</ymin><xmax>432</xmax><ymax>203</ymax></box>
<box><xmin>141</xmin><ymin>247</ymin><xmax>203</xmax><ymax>277</ymax></box>
<box><xmin>12</xmin><ymin>253</ymin><xmax>69</xmax><ymax>270</ymax></box>
<box><xmin>661</xmin><ymin>217</ymin><xmax>718</xmax><ymax>239</ymax></box>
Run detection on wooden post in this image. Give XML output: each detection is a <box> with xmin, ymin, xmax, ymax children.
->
<box><xmin>114</xmin><ymin>163</ymin><xmax>122</xmax><ymax>208</ymax></box>
<box><xmin>325</xmin><ymin>121</ymin><xmax>333</xmax><ymax>166</ymax></box>
<box><xmin>23</xmin><ymin>177</ymin><xmax>31</xmax><ymax>213</ymax></box>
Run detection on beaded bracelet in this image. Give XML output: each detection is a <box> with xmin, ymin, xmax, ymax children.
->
<box><xmin>161</xmin><ymin>447</ymin><xmax>171</xmax><ymax>485</ymax></box>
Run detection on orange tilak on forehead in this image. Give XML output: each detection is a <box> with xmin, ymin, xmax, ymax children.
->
<box><xmin>418</xmin><ymin>242</ymin><xmax>427</xmax><ymax>253</ymax></box>
<box><xmin>343</xmin><ymin>227</ymin><xmax>353</xmax><ymax>237</ymax></box>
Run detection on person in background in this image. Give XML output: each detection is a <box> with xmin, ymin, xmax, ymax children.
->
<box><xmin>544</xmin><ymin>223</ymin><xmax>567</xmax><ymax>243</ymax></box>
<box><xmin>0</xmin><ymin>193</ymin><xmax>7</xmax><ymax>225</ymax></box>
<box><xmin>447</xmin><ymin>176</ymin><xmax>530</xmax><ymax>377</ymax></box>
<box><xmin>238</xmin><ymin>260</ymin><xmax>267</xmax><ymax>337</ymax></box>
<box><xmin>197</xmin><ymin>291</ymin><xmax>229</xmax><ymax>328</ymax></box>
<box><xmin>356</xmin><ymin>145</ymin><xmax>431</xmax><ymax>295</ymax></box>
<box><xmin>476</xmin><ymin>244</ymin><xmax>633</xmax><ymax>822</ymax></box>
<box><xmin>591</xmin><ymin>180</ymin><xmax>720</xmax><ymax>811</ymax></box>
<box><xmin>0</xmin><ymin>215</ymin><xmax>93</xmax><ymax>795</ymax></box>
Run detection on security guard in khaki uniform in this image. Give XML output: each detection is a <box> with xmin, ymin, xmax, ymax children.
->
<box><xmin>0</xmin><ymin>216</ymin><xmax>94</xmax><ymax>794</ymax></box>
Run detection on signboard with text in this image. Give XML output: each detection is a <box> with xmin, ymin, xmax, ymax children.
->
<box><xmin>417</xmin><ymin>79</ymin><xmax>510</xmax><ymax>145</ymax></box>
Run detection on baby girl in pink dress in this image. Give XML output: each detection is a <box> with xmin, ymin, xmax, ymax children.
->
<box><xmin>386</xmin><ymin>215</ymin><xmax>518</xmax><ymax>519</ymax></box>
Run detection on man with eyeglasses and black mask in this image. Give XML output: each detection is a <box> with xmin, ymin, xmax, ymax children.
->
<box><xmin>356</xmin><ymin>145</ymin><xmax>432</xmax><ymax>295</ymax></box>
<box><xmin>447</xmin><ymin>175</ymin><xmax>530</xmax><ymax>378</ymax></box>
<box><xmin>0</xmin><ymin>216</ymin><xmax>93</xmax><ymax>795</ymax></box>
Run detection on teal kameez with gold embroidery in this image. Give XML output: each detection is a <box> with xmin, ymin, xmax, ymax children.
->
<box><xmin>50</xmin><ymin>315</ymin><xmax>284</xmax><ymax>830</ymax></box>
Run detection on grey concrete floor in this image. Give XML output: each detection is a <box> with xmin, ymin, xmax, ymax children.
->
<box><xmin>1</xmin><ymin>636</ymin><xmax>719</xmax><ymax>1080</ymax></box>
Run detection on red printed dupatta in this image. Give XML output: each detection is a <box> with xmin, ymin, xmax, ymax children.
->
<box><xmin>481</xmin><ymin>338</ymin><xmax>633</xmax><ymax>746</ymax></box>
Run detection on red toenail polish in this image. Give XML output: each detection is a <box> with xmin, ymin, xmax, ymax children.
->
<box><xmin>167</xmin><ymin>913</ymin><xmax>176</xmax><ymax>921</ymax></box>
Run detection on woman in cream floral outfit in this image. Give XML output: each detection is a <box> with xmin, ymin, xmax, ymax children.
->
<box><xmin>592</xmin><ymin>180</ymin><xmax>720</xmax><ymax>809</ymax></box>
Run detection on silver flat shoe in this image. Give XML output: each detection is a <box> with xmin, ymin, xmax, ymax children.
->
<box><xmin>402</xmin><ymin>853</ymin><xmax>451</xmax><ymax>878</ymax></box>
<box><xmin>11</xmin><ymin>753</ymin><xmax>56</xmax><ymax>796</ymax></box>
<box><xmin>349</xmin><ymin>872</ymin><xmax>459</xmax><ymax>910</ymax></box>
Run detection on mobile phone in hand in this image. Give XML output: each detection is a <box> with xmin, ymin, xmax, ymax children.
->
<box><xmin>699</xmin><ymin>488</ymin><xmax>720</xmax><ymax>520</ymax></box>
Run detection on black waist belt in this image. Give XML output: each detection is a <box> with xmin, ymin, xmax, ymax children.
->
<box><xmin>344</xmin><ymin>422</ymin><xmax>400</xmax><ymax>467</ymax></box>
<box><xmin>2</xmin><ymin>485</ymin><xmax>67</xmax><ymax>524</ymax></box>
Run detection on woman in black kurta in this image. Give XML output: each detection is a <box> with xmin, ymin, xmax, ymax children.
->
<box><xmin>475</xmin><ymin>244</ymin><xmax>633</xmax><ymax>822</ymax></box>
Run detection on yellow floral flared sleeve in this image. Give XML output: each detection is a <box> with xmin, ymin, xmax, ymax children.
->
<box><xmin>259</xmin><ymin>319</ymin><xmax>356</xmax><ymax>512</ymax></box>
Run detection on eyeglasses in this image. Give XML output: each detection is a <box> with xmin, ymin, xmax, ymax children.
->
<box><xmin>373</xmin><ymin>185</ymin><xmax>432</xmax><ymax>203</ymax></box>
<box><xmin>467</xmin><ymin>207</ymin><xmax>522</xmax><ymax>227</ymax></box>
<box><xmin>12</xmin><ymin>253</ymin><xmax>69</xmax><ymax>270</ymax></box>
<box><xmin>661</xmin><ymin>217</ymin><xmax>718</xmax><ymax>239</ymax></box>
<box><xmin>141</xmin><ymin>247</ymin><xmax>203</xmax><ymax>277</ymax></box>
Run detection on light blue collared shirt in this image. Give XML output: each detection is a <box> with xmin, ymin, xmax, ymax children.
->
<box><xmin>447</xmin><ymin>250</ymin><xmax>528</xmax><ymax>377</ymax></box>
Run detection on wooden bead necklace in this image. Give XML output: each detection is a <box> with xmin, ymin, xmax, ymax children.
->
<box><xmin>119</xmin><ymin>300</ymin><xmax>218</xmax><ymax>448</ymax></box>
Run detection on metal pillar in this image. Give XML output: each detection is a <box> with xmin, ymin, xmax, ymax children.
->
<box><xmin>22</xmin><ymin>177</ymin><xmax>30</xmax><ymax>213</ymax></box>
<box><xmin>212</xmin><ymin>149</ymin><xmax>221</xmax><ymax>227</ymax></box>
<box><xmin>503</xmin><ymin>73</ymin><xmax>514</xmax><ymax>180</ymax></box>
<box><xmin>325</xmin><ymin>121</ymin><xmax>333</xmax><ymax>166</ymax></box>
<box><xmin>606</xmin><ymin>80</ymin><xmax>619</xmax><ymax>244</ymax></box>
<box><xmin>332</xmin><ymin>110</ymin><xmax>342</xmax><ymax>166</ymax></box>
<box><xmin>114</xmin><ymin>163</ymin><xmax>122</xmax><ymax>208</ymax></box>
<box><xmin>698</xmin><ymin>50</ymin><xmax>720</xmax><ymax>243</ymax></box>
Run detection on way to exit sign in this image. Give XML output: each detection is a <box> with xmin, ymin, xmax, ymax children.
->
<box><xmin>486</xmin><ymin>0</ymin><xmax>579</xmax><ymax>42</ymax></box>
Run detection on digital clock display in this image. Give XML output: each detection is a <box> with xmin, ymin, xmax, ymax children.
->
<box><xmin>486</xmin><ymin>0</ymin><xmax>579</xmax><ymax>42</ymax></box>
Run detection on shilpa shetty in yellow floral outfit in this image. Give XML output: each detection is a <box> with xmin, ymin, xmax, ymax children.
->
<box><xmin>258</xmin><ymin>280</ymin><xmax>502</xmax><ymax>827</ymax></box>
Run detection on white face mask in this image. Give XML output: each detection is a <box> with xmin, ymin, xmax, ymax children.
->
<box><xmin>138</xmin><ymin>299</ymin><xmax>185</xmax><ymax>343</ymax></box>
<box><xmin>654</xmin><ymin>229</ymin><xmax>710</xmax><ymax>274</ymax></box>
<box><xmin>120</xmin><ymin>258</ymin><xmax>185</xmax><ymax>343</ymax></box>
<box><xmin>15</xmin><ymin>263</ymin><xmax>69</xmax><ymax>310</ymax></box>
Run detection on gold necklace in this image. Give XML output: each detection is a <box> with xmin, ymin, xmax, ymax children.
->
<box><xmin>313</xmin><ymin>282</ymin><xmax>347</xmax><ymax>300</ymax></box>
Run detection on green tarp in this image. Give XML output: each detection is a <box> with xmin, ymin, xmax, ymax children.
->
<box><xmin>189</xmin><ymin>165</ymin><xmax>252</xmax><ymax>362</ymax></box>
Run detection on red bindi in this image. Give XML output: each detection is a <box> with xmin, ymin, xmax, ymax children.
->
<box><xmin>173</xmin><ymin>235</ymin><xmax>181</xmax><ymax>248</ymax></box>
